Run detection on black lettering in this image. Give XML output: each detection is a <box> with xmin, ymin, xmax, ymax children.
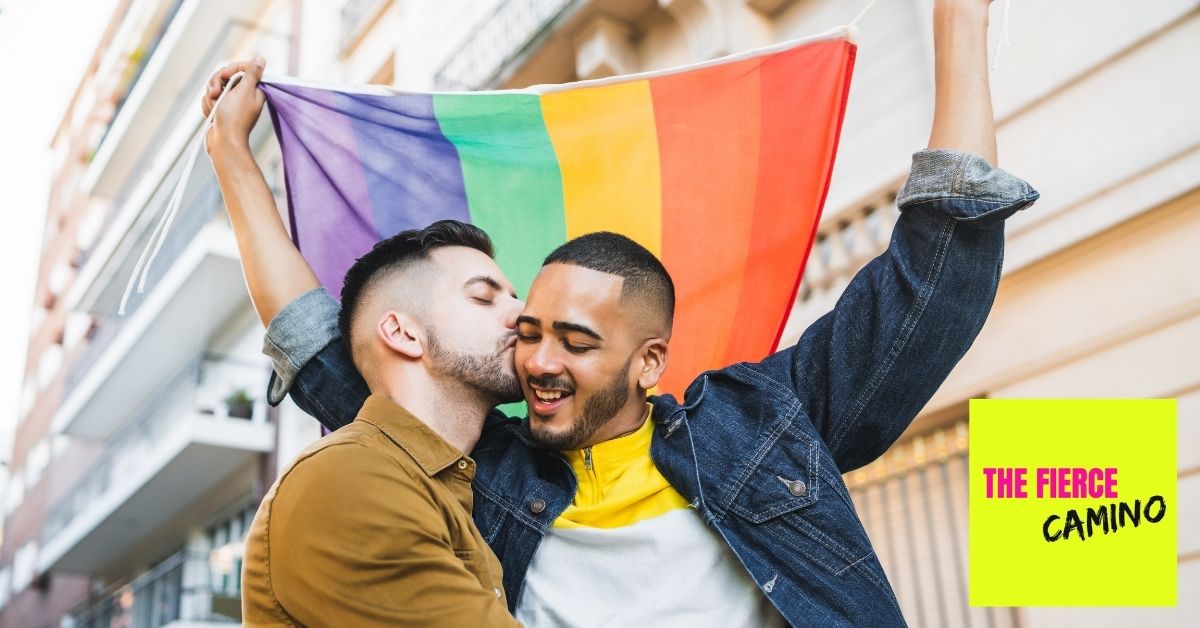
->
<box><xmin>1145</xmin><ymin>495</ymin><xmax>1166</xmax><ymax>523</ymax></box>
<box><xmin>1119</xmin><ymin>500</ymin><xmax>1141</xmax><ymax>527</ymax></box>
<box><xmin>1063</xmin><ymin>509</ymin><xmax>1084</xmax><ymax>541</ymax></box>
<box><xmin>1086</xmin><ymin>505</ymin><xmax>1109</xmax><ymax>536</ymax></box>
<box><xmin>1043</xmin><ymin>514</ymin><xmax>1062</xmax><ymax>542</ymax></box>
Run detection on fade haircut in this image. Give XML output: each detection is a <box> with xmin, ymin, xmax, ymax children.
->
<box><xmin>337</xmin><ymin>220</ymin><xmax>494</xmax><ymax>363</ymax></box>
<box><xmin>542</xmin><ymin>232</ymin><xmax>675</xmax><ymax>333</ymax></box>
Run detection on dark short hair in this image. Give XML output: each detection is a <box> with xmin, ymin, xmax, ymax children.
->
<box><xmin>337</xmin><ymin>220</ymin><xmax>493</xmax><ymax>358</ymax></box>
<box><xmin>543</xmin><ymin>232</ymin><xmax>675</xmax><ymax>332</ymax></box>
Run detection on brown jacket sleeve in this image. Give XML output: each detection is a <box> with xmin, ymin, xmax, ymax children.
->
<box><xmin>265</xmin><ymin>441</ymin><xmax>520</xmax><ymax>627</ymax></box>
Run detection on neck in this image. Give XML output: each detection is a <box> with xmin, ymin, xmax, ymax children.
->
<box><xmin>578</xmin><ymin>394</ymin><xmax>650</xmax><ymax>449</ymax></box>
<box><xmin>375</xmin><ymin>364</ymin><xmax>493</xmax><ymax>454</ymax></box>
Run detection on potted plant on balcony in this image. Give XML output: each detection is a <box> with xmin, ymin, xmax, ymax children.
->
<box><xmin>223</xmin><ymin>389</ymin><xmax>254</xmax><ymax>420</ymax></box>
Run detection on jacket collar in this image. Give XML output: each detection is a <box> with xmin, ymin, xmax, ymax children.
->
<box><xmin>357</xmin><ymin>394</ymin><xmax>465</xmax><ymax>477</ymax></box>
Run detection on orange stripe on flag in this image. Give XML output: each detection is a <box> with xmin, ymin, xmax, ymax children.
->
<box><xmin>651</xmin><ymin>56</ymin><xmax>764</xmax><ymax>396</ymax></box>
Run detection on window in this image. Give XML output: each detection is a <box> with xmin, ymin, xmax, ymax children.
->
<box><xmin>11</xmin><ymin>542</ymin><xmax>38</xmax><ymax>593</ymax></box>
<box><xmin>64</xmin><ymin>312</ymin><xmax>93</xmax><ymax>351</ymax></box>
<box><xmin>206</xmin><ymin>504</ymin><xmax>256</xmax><ymax>596</ymax></box>
<box><xmin>18</xmin><ymin>378</ymin><xmax>36</xmax><ymax>423</ymax></box>
<box><xmin>24</xmin><ymin>440</ymin><xmax>50</xmax><ymax>490</ymax></box>
<box><xmin>3</xmin><ymin>477</ymin><xmax>24</xmax><ymax>519</ymax></box>
<box><xmin>0</xmin><ymin>566</ymin><xmax>10</xmax><ymax>609</ymax></box>
<box><xmin>36</xmin><ymin>344</ymin><xmax>62</xmax><ymax>390</ymax></box>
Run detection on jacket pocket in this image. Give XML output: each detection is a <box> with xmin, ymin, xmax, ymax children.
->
<box><xmin>729</xmin><ymin>425</ymin><xmax>878</xmax><ymax>579</ymax></box>
<box><xmin>727</xmin><ymin>423</ymin><xmax>820</xmax><ymax>523</ymax></box>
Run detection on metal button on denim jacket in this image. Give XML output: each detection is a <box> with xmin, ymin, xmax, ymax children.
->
<box><xmin>265</xmin><ymin>149</ymin><xmax>1039</xmax><ymax>627</ymax></box>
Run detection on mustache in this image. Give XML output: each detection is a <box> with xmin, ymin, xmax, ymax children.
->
<box><xmin>526</xmin><ymin>374</ymin><xmax>575</xmax><ymax>393</ymax></box>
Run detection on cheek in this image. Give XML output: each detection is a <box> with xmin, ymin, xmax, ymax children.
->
<box><xmin>513</xmin><ymin>347</ymin><xmax>532</xmax><ymax>374</ymax></box>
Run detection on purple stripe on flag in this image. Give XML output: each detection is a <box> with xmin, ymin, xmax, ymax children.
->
<box><xmin>262</xmin><ymin>83</ymin><xmax>381</xmax><ymax>298</ymax></box>
<box><xmin>336</xmin><ymin>91</ymin><xmax>470</xmax><ymax>238</ymax></box>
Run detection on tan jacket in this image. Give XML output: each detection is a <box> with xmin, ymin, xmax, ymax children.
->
<box><xmin>242</xmin><ymin>394</ymin><xmax>519</xmax><ymax>627</ymax></box>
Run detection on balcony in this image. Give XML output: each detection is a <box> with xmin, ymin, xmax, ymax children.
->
<box><xmin>433</xmin><ymin>0</ymin><xmax>586</xmax><ymax>90</ymax></box>
<box><xmin>66</xmin><ymin>9</ymin><xmax>286</xmax><ymax>315</ymax></box>
<box><xmin>339</xmin><ymin>0</ymin><xmax>390</xmax><ymax>53</ymax></box>
<box><xmin>779</xmin><ymin>184</ymin><xmax>902</xmax><ymax>344</ymax></box>
<box><xmin>70</xmin><ymin>550</ymin><xmax>241</xmax><ymax>627</ymax></box>
<box><xmin>39</xmin><ymin>354</ymin><xmax>273</xmax><ymax>576</ymax></box>
<box><xmin>52</xmin><ymin>181</ymin><xmax>247</xmax><ymax>439</ymax></box>
<box><xmin>82</xmin><ymin>0</ymin><xmax>267</xmax><ymax>200</ymax></box>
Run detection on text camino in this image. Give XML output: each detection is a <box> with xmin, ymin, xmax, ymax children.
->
<box><xmin>1042</xmin><ymin>495</ymin><xmax>1167</xmax><ymax>542</ymax></box>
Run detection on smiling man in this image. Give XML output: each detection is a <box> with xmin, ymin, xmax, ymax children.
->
<box><xmin>230</xmin><ymin>223</ymin><xmax>524</xmax><ymax>627</ymax></box>
<box><xmin>518</xmin><ymin>234</ymin><xmax>672</xmax><ymax>450</ymax></box>
<box><xmin>206</xmin><ymin>1</ymin><xmax>1037</xmax><ymax>624</ymax></box>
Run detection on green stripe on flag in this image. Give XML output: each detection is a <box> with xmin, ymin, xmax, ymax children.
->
<box><xmin>433</xmin><ymin>93</ymin><xmax>567</xmax><ymax>299</ymax></box>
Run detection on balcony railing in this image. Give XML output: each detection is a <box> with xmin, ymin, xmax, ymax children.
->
<box><xmin>433</xmin><ymin>0</ymin><xmax>584</xmax><ymax>91</ymax></box>
<box><xmin>70</xmin><ymin>550</ymin><xmax>241</xmax><ymax>627</ymax></box>
<box><xmin>45</xmin><ymin>353</ymin><xmax>268</xmax><ymax>544</ymax></box>
<box><xmin>88</xmin><ymin>0</ymin><xmax>188</xmax><ymax>160</ymax></box>
<box><xmin>797</xmin><ymin>188</ymin><xmax>901</xmax><ymax>305</ymax></box>
<box><xmin>63</xmin><ymin>172</ymin><xmax>224</xmax><ymax>399</ymax></box>
<box><xmin>340</xmin><ymin>0</ymin><xmax>386</xmax><ymax>51</ymax></box>
<box><xmin>77</xmin><ymin>16</ymin><xmax>259</xmax><ymax>274</ymax></box>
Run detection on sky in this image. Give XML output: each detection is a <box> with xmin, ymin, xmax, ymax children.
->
<box><xmin>0</xmin><ymin>0</ymin><xmax>119</xmax><ymax>459</ymax></box>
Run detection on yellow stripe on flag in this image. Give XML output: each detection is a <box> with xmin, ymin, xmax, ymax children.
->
<box><xmin>540</xmin><ymin>80</ymin><xmax>662</xmax><ymax>256</ymax></box>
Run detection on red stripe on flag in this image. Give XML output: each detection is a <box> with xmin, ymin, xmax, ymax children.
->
<box><xmin>724</xmin><ymin>39</ymin><xmax>857</xmax><ymax>365</ymax></box>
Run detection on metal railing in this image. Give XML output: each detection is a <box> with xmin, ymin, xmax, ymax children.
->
<box><xmin>63</xmin><ymin>173</ymin><xmax>224</xmax><ymax>398</ymax></box>
<box><xmin>78</xmin><ymin>17</ymin><xmax>262</xmax><ymax>273</ymax></box>
<box><xmin>340</xmin><ymin>0</ymin><xmax>385</xmax><ymax>51</ymax></box>
<box><xmin>433</xmin><ymin>0</ymin><xmax>584</xmax><ymax>91</ymax></box>
<box><xmin>88</xmin><ymin>0</ymin><xmax>188</xmax><ymax>160</ymax></box>
<box><xmin>45</xmin><ymin>354</ymin><xmax>269</xmax><ymax>544</ymax></box>
<box><xmin>70</xmin><ymin>550</ymin><xmax>241</xmax><ymax>627</ymax></box>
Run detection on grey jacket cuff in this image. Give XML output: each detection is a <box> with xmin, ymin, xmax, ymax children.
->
<box><xmin>896</xmin><ymin>148</ymin><xmax>1039</xmax><ymax>228</ymax></box>
<box><xmin>263</xmin><ymin>287</ymin><xmax>341</xmax><ymax>405</ymax></box>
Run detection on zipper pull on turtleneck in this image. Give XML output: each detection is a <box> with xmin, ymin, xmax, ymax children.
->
<box><xmin>584</xmin><ymin>447</ymin><xmax>594</xmax><ymax>471</ymax></box>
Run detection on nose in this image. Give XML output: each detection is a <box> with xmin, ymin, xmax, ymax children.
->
<box><xmin>524</xmin><ymin>338</ymin><xmax>563</xmax><ymax>378</ymax></box>
<box><xmin>503</xmin><ymin>296</ymin><xmax>524</xmax><ymax>329</ymax></box>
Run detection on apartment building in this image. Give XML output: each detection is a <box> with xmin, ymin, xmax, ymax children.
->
<box><xmin>0</xmin><ymin>0</ymin><xmax>303</xmax><ymax>625</ymax></box>
<box><xmin>4</xmin><ymin>0</ymin><xmax>1195</xmax><ymax>626</ymax></box>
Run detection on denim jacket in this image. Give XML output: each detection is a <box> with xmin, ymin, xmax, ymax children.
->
<box><xmin>262</xmin><ymin>149</ymin><xmax>1038</xmax><ymax>626</ymax></box>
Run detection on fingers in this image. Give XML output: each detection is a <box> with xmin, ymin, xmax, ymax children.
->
<box><xmin>206</xmin><ymin>59</ymin><xmax>265</xmax><ymax>97</ymax></box>
<box><xmin>201</xmin><ymin>57</ymin><xmax>267</xmax><ymax>118</ymax></box>
<box><xmin>239</xmin><ymin>56</ymin><xmax>266</xmax><ymax>92</ymax></box>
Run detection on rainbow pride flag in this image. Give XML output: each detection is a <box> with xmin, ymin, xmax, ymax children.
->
<box><xmin>259</xmin><ymin>28</ymin><xmax>856</xmax><ymax>396</ymax></box>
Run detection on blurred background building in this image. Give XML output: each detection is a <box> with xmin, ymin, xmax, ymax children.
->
<box><xmin>1</xmin><ymin>0</ymin><xmax>1195</xmax><ymax>626</ymax></box>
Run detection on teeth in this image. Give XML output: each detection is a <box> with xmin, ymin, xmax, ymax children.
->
<box><xmin>535</xmin><ymin>390</ymin><xmax>563</xmax><ymax>401</ymax></box>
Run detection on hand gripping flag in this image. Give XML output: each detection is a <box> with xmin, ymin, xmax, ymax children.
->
<box><xmin>259</xmin><ymin>27</ymin><xmax>856</xmax><ymax>397</ymax></box>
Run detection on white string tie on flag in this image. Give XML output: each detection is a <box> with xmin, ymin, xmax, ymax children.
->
<box><xmin>991</xmin><ymin>0</ymin><xmax>1013</xmax><ymax>70</ymax></box>
<box><xmin>849</xmin><ymin>0</ymin><xmax>1013</xmax><ymax>71</ymax></box>
<box><xmin>118</xmin><ymin>70</ymin><xmax>246</xmax><ymax>316</ymax></box>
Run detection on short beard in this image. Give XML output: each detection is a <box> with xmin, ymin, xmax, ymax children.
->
<box><xmin>531</xmin><ymin>354</ymin><xmax>632</xmax><ymax>450</ymax></box>
<box><xmin>426</xmin><ymin>326</ymin><xmax>522</xmax><ymax>404</ymax></box>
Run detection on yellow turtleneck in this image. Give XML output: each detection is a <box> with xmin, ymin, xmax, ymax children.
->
<box><xmin>554</xmin><ymin>406</ymin><xmax>691</xmax><ymax>529</ymax></box>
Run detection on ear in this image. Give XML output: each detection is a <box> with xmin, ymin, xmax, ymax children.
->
<box><xmin>377</xmin><ymin>310</ymin><xmax>424</xmax><ymax>360</ymax></box>
<box><xmin>635</xmin><ymin>338</ymin><xmax>669</xmax><ymax>391</ymax></box>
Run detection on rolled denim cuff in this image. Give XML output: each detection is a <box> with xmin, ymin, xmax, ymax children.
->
<box><xmin>263</xmin><ymin>287</ymin><xmax>341</xmax><ymax>405</ymax></box>
<box><xmin>896</xmin><ymin>148</ymin><xmax>1039</xmax><ymax>228</ymax></box>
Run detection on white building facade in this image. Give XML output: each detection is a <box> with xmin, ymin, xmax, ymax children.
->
<box><xmin>3</xmin><ymin>1</ymin><xmax>1195</xmax><ymax>626</ymax></box>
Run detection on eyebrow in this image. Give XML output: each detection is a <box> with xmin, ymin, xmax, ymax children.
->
<box><xmin>464</xmin><ymin>275</ymin><xmax>517</xmax><ymax>299</ymax></box>
<box><xmin>516</xmin><ymin>315</ymin><xmax>604</xmax><ymax>342</ymax></box>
